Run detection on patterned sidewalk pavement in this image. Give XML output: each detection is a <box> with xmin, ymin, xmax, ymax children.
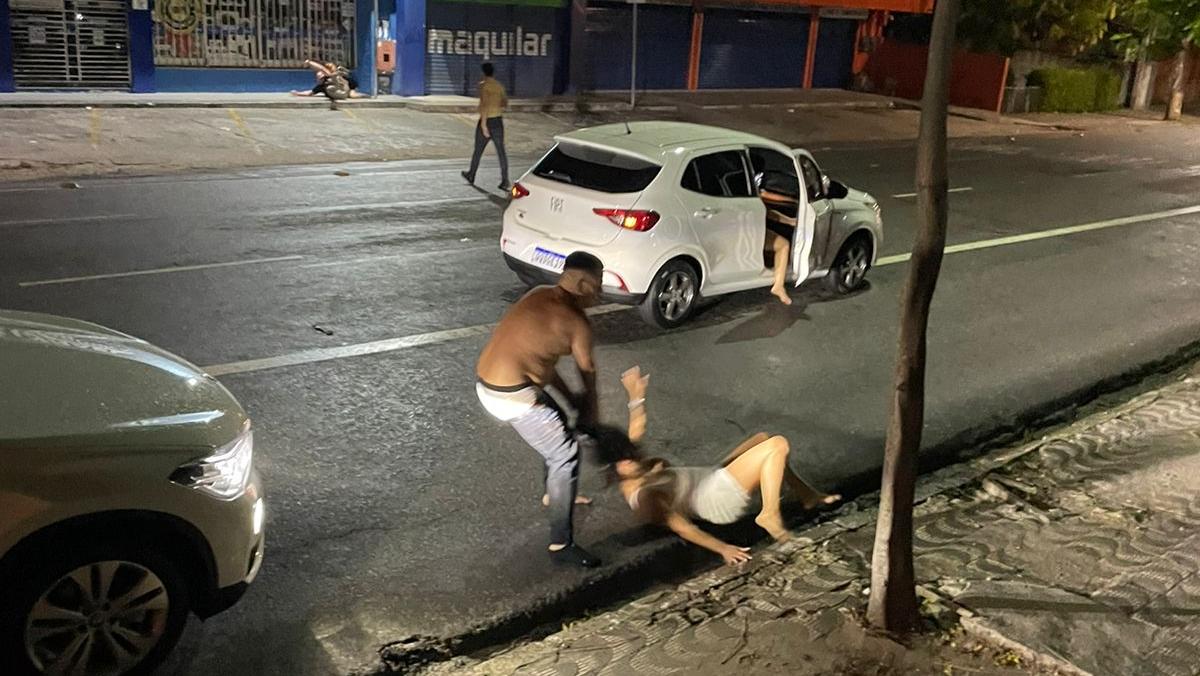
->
<box><xmin>426</xmin><ymin>363</ymin><xmax>1200</xmax><ymax>676</ymax></box>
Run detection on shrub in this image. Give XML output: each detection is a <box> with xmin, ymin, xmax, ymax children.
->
<box><xmin>1026</xmin><ymin>67</ymin><xmax>1122</xmax><ymax>112</ymax></box>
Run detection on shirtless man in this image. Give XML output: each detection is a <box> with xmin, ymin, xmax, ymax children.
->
<box><xmin>476</xmin><ymin>252</ymin><xmax>605</xmax><ymax>567</ymax></box>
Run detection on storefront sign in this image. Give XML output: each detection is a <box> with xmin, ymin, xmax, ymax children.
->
<box><xmin>132</xmin><ymin>0</ymin><xmax>148</xmax><ymax>10</ymax></box>
<box><xmin>156</xmin><ymin>0</ymin><xmax>203</xmax><ymax>34</ymax></box>
<box><xmin>427</xmin><ymin>27</ymin><xmax>553</xmax><ymax>59</ymax></box>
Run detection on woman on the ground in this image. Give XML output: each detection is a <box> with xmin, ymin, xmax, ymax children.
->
<box><xmin>607</xmin><ymin>367</ymin><xmax>840</xmax><ymax>565</ymax></box>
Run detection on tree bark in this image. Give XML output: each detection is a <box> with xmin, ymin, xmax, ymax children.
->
<box><xmin>1165</xmin><ymin>42</ymin><xmax>1189</xmax><ymax>121</ymax></box>
<box><xmin>866</xmin><ymin>0</ymin><xmax>959</xmax><ymax>634</ymax></box>
<box><xmin>1131</xmin><ymin>36</ymin><xmax>1154</xmax><ymax>111</ymax></box>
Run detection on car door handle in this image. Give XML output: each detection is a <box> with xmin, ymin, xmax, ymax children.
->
<box><xmin>694</xmin><ymin>207</ymin><xmax>720</xmax><ymax>218</ymax></box>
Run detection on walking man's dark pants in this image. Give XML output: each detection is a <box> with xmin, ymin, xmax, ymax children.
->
<box><xmin>466</xmin><ymin>117</ymin><xmax>509</xmax><ymax>187</ymax></box>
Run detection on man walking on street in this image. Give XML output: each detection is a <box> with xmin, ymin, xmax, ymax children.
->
<box><xmin>461</xmin><ymin>62</ymin><xmax>510</xmax><ymax>192</ymax></box>
<box><xmin>475</xmin><ymin>253</ymin><xmax>605</xmax><ymax>568</ymax></box>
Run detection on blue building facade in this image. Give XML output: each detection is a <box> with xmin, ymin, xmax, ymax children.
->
<box><xmin>1</xmin><ymin>0</ymin><xmax>867</xmax><ymax>96</ymax></box>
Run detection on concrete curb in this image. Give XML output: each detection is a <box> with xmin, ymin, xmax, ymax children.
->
<box><xmin>371</xmin><ymin>338</ymin><xmax>1200</xmax><ymax>674</ymax></box>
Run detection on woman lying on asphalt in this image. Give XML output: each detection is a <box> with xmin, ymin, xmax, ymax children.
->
<box><xmin>601</xmin><ymin>367</ymin><xmax>840</xmax><ymax>565</ymax></box>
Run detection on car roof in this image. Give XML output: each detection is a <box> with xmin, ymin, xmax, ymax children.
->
<box><xmin>554</xmin><ymin>122</ymin><xmax>790</xmax><ymax>163</ymax></box>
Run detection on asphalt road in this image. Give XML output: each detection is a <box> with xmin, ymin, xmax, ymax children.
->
<box><xmin>2</xmin><ymin>124</ymin><xmax>1199</xmax><ymax>675</ymax></box>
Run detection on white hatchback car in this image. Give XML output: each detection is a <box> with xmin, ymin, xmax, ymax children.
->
<box><xmin>501</xmin><ymin>122</ymin><xmax>884</xmax><ymax>327</ymax></box>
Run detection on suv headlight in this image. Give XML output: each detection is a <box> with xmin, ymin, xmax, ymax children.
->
<box><xmin>170</xmin><ymin>424</ymin><xmax>253</xmax><ymax>499</ymax></box>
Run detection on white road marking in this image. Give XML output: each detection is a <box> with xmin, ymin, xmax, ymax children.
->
<box><xmin>875</xmin><ymin>203</ymin><xmax>1200</xmax><ymax>267</ymax></box>
<box><xmin>204</xmin><ymin>304</ymin><xmax>629</xmax><ymax>376</ymax></box>
<box><xmin>891</xmin><ymin>187</ymin><xmax>974</xmax><ymax>199</ymax></box>
<box><xmin>202</xmin><ymin>202</ymin><xmax>1200</xmax><ymax>378</ymax></box>
<box><xmin>19</xmin><ymin>255</ymin><xmax>304</xmax><ymax>287</ymax></box>
<box><xmin>0</xmin><ymin>214</ymin><xmax>136</xmax><ymax>228</ymax></box>
<box><xmin>297</xmin><ymin>244</ymin><xmax>494</xmax><ymax>270</ymax></box>
<box><xmin>265</xmin><ymin>195</ymin><xmax>492</xmax><ymax>216</ymax></box>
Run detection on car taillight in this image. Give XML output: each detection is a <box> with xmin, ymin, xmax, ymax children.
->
<box><xmin>510</xmin><ymin>183</ymin><xmax>530</xmax><ymax>199</ymax></box>
<box><xmin>593</xmin><ymin>208</ymin><xmax>660</xmax><ymax>232</ymax></box>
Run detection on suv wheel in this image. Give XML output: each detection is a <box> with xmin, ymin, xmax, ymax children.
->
<box><xmin>825</xmin><ymin>234</ymin><xmax>872</xmax><ymax>295</ymax></box>
<box><xmin>639</xmin><ymin>260</ymin><xmax>699</xmax><ymax>329</ymax></box>
<box><xmin>1</xmin><ymin>540</ymin><xmax>191</xmax><ymax>676</ymax></box>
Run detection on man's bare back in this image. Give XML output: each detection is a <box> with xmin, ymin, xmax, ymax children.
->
<box><xmin>477</xmin><ymin>285</ymin><xmax>596</xmax><ymax>418</ymax></box>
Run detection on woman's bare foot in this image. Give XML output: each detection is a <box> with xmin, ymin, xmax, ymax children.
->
<box><xmin>755</xmin><ymin>512</ymin><xmax>791</xmax><ymax>542</ymax></box>
<box><xmin>542</xmin><ymin>494</ymin><xmax>593</xmax><ymax>507</ymax></box>
<box><xmin>802</xmin><ymin>493</ymin><xmax>842</xmax><ymax>510</ymax></box>
<box><xmin>770</xmin><ymin>285</ymin><xmax>793</xmax><ymax>306</ymax></box>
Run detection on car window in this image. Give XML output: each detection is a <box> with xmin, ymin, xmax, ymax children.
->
<box><xmin>532</xmin><ymin>143</ymin><xmax>662</xmax><ymax>194</ymax></box>
<box><xmin>748</xmin><ymin>147</ymin><xmax>799</xmax><ymax>198</ymax></box>
<box><xmin>682</xmin><ymin>151</ymin><xmax>753</xmax><ymax>198</ymax></box>
<box><xmin>799</xmin><ymin>156</ymin><xmax>824</xmax><ymax>202</ymax></box>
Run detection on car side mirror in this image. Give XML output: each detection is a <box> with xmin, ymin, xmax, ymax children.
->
<box><xmin>753</xmin><ymin>172</ymin><xmax>764</xmax><ymax>190</ymax></box>
<box><xmin>821</xmin><ymin>174</ymin><xmax>831</xmax><ymax>197</ymax></box>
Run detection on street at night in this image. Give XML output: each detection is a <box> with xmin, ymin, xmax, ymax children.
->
<box><xmin>3</xmin><ymin>119</ymin><xmax>1199</xmax><ymax>674</ymax></box>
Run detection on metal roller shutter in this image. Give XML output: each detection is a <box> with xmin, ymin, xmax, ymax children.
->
<box><xmin>424</xmin><ymin>1</ymin><xmax>562</xmax><ymax>97</ymax></box>
<box><xmin>584</xmin><ymin>1</ymin><xmax>690</xmax><ymax>92</ymax></box>
<box><xmin>9</xmin><ymin>0</ymin><xmax>130</xmax><ymax>90</ymax></box>
<box><xmin>699</xmin><ymin>8</ymin><xmax>808</xmax><ymax>90</ymax></box>
<box><xmin>812</xmin><ymin>18</ymin><xmax>857</xmax><ymax>89</ymax></box>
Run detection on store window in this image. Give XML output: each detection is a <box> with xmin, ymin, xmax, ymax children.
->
<box><xmin>153</xmin><ymin>0</ymin><xmax>355</xmax><ymax>68</ymax></box>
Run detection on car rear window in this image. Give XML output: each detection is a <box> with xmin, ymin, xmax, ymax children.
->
<box><xmin>532</xmin><ymin>143</ymin><xmax>662</xmax><ymax>194</ymax></box>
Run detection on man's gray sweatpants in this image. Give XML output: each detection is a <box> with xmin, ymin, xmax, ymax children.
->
<box><xmin>508</xmin><ymin>393</ymin><xmax>578</xmax><ymax>546</ymax></box>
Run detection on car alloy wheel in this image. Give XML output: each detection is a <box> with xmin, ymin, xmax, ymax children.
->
<box><xmin>828</xmin><ymin>236</ymin><xmax>871</xmax><ymax>294</ymax></box>
<box><xmin>657</xmin><ymin>270</ymin><xmax>696</xmax><ymax>323</ymax></box>
<box><xmin>25</xmin><ymin>560</ymin><xmax>170</xmax><ymax>676</ymax></box>
<box><xmin>640</xmin><ymin>260</ymin><xmax>699</xmax><ymax>328</ymax></box>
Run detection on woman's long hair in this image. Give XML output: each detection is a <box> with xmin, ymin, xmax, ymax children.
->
<box><xmin>588</xmin><ymin>423</ymin><xmax>677</xmax><ymax>524</ymax></box>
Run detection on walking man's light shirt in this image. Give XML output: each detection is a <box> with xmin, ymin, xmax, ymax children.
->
<box><xmin>479</xmin><ymin>77</ymin><xmax>508</xmax><ymax>121</ymax></box>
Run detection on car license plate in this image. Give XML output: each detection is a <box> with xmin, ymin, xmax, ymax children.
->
<box><xmin>532</xmin><ymin>247</ymin><xmax>566</xmax><ymax>271</ymax></box>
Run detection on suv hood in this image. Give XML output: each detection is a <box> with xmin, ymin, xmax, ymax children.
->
<box><xmin>0</xmin><ymin>311</ymin><xmax>246</xmax><ymax>450</ymax></box>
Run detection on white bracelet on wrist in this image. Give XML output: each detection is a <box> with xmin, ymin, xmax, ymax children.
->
<box><xmin>628</xmin><ymin>398</ymin><xmax>645</xmax><ymax>410</ymax></box>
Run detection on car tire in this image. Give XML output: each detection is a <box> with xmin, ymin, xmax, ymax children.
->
<box><xmin>824</xmin><ymin>233</ymin><xmax>872</xmax><ymax>295</ymax></box>
<box><xmin>0</xmin><ymin>537</ymin><xmax>192</xmax><ymax>676</ymax></box>
<box><xmin>638</xmin><ymin>260</ymin><xmax>699</xmax><ymax>329</ymax></box>
<box><xmin>514</xmin><ymin>270</ymin><xmax>540</xmax><ymax>289</ymax></box>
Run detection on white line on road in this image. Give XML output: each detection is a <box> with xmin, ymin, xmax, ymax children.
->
<box><xmin>204</xmin><ymin>304</ymin><xmax>630</xmax><ymax>376</ymax></box>
<box><xmin>18</xmin><ymin>255</ymin><xmax>305</xmax><ymax>287</ymax></box>
<box><xmin>201</xmin><ymin>202</ymin><xmax>1200</xmax><ymax>378</ymax></box>
<box><xmin>297</xmin><ymin>244</ymin><xmax>494</xmax><ymax>270</ymax></box>
<box><xmin>0</xmin><ymin>214</ymin><xmax>136</xmax><ymax>228</ymax></box>
<box><xmin>874</xmin><ymin>203</ymin><xmax>1200</xmax><ymax>267</ymax></box>
<box><xmin>266</xmin><ymin>195</ymin><xmax>493</xmax><ymax>216</ymax></box>
<box><xmin>891</xmin><ymin>187</ymin><xmax>974</xmax><ymax>199</ymax></box>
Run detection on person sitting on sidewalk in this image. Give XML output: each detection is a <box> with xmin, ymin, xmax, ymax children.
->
<box><xmin>602</xmin><ymin>367</ymin><xmax>840</xmax><ymax>565</ymax></box>
<box><xmin>290</xmin><ymin>59</ymin><xmax>366</xmax><ymax>100</ymax></box>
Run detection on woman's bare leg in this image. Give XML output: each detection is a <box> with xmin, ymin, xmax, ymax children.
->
<box><xmin>719</xmin><ymin>432</ymin><xmax>770</xmax><ymax>467</ymax></box>
<box><xmin>783</xmin><ymin>469</ymin><xmax>841</xmax><ymax>509</ymax></box>
<box><xmin>770</xmin><ymin>233</ymin><xmax>792</xmax><ymax>305</ymax></box>
<box><xmin>724</xmin><ymin>436</ymin><xmax>791</xmax><ymax>541</ymax></box>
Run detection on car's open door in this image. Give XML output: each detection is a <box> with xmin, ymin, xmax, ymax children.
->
<box><xmin>792</xmin><ymin>151</ymin><xmax>833</xmax><ymax>286</ymax></box>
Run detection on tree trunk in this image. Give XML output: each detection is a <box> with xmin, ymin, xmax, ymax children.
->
<box><xmin>1131</xmin><ymin>36</ymin><xmax>1154</xmax><ymax>111</ymax></box>
<box><xmin>866</xmin><ymin>0</ymin><xmax>959</xmax><ymax>634</ymax></box>
<box><xmin>1165</xmin><ymin>42</ymin><xmax>1189</xmax><ymax>121</ymax></box>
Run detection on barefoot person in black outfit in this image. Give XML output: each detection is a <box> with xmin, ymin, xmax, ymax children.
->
<box><xmin>475</xmin><ymin>253</ymin><xmax>605</xmax><ymax>567</ymax></box>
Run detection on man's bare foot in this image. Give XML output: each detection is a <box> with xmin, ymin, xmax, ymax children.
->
<box><xmin>802</xmin><ymin>493</ymin><xmax>843</xmax><ymax>510</ymax></box>
<box><xmin>755</xmin><ymin>512</ymin><xmax>791</xmax><ymax>542</ymax></box>
<box><xmin>543</xmin><ymin>494</ymin><xmax>593</xmax><ymax>507</ymax></box>
<box><xmin>770</xmin><ymin>286</ymin><xmax>793</xmax><ymax>306</ymax></box>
